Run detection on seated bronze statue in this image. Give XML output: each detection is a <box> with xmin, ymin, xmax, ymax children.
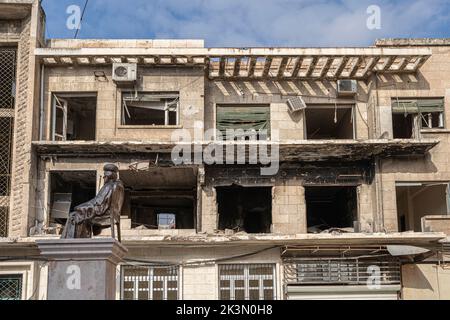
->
<box><xmin>61</xmin><ymin>164</ymin><xmax>124</xmax><ymax>240</ymax></box>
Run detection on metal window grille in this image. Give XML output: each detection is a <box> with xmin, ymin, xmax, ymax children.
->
<box><xmin>283</xmin><ymin>258</ymin><xmax>401</xmax><ymax>286</ymax></box>
<box><xmin>219</xmin><ymin>264</ymin><xmax>276</xmax><ymax>300</ymax></box>
<box><xmin>0</xmin><ymin>206</ymin><xmax>9</xmax><ymax>237</ymax></box>
<box><xmin>0</xmin><ymin>115</ymin><xmax>13</xmax><ymax>197</ymax></box>
<box><xmin>0</xmin><ymin>48</ymin><xmax>16</xmax><ymax>109</ymax></box>
<box><xmin>0</xmin><ymin>48</ymin><xmax>16</xmax><ymax>238</ymax></box>
<box><xmin>121</xmin><ymin>265</ymin><xmax>179</xmax><ymax>300</ymax></box>
<box><xmin>0</xmin><ymin>274</ymin><xmax>23</xmax><ymax>300</ymax></box>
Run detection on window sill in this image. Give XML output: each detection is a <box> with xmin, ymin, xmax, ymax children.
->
<box><xmin>117</xmin><ymin>125</ymin><xmax>183</xmax><ymax>129</ymax></box>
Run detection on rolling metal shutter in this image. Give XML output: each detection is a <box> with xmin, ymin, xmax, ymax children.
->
<box><xmin>286</xmin><ymin>285</ymin><xmax>400</xmax><ymax>300</ymax></box>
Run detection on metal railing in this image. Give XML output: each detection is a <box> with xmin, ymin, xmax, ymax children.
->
<box><xmin>284</xmin><ymin>258</ymin><xmax>401</xmax><ymax>286</ymax></box>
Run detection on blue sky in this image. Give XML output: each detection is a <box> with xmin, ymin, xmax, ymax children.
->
<box><xmin>41</xmin><ymin>0</ymin><xmax>450</xmax><ymax>47</ymax></box>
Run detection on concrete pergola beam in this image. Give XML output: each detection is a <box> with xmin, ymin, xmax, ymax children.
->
<box><xmin>35</xmin><ymin>47</ymin><xmax>432</xmax><ymax>80</ymax></box>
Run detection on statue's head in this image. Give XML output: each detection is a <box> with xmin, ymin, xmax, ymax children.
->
<box><xmin>103</xmin><ymin>163</ymin><xmax>119</xmax><ymax>183</ymax></box>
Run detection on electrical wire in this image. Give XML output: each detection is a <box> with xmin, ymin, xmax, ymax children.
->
<box><xmin>0</xmin><ymin>246</ymin><xmax>280</xmax><ymax>267</ymax></box>
<box><xmin>74</xmin><ymin>0</ymin><xmax>89</xmax><ymax>39</ymax></box>
<box><xmin>122</xmin><ymin>245</ymin><xmax>280</xmax><ymax>267</ymax></box>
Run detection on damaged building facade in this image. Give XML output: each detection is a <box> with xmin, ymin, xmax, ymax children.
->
<box><xmin>1</xmin><ymin>0</ymin><xmax>450</xmax><ymax>300</ymax></box>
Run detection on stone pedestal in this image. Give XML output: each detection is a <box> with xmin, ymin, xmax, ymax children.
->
<box><xmin>36</xmin><ymin>238</ymin><xmax>128</xmax><ymax>300</ymax></box>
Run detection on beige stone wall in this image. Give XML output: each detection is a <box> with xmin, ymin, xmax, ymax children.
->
<box><xmin>270</xmin><ymin>103</ymin><xmax>303</xmax><ymax>140</ymax></box>
<box><xmin>43</xmin><ymin>66</ymin><xmax>205</xmax><ymax>142</ymax></box>
<box><xmin>200</xmin><ymin>186</ymin><xmax>217</xmax><ymax>233</ymax></box>
<box><xmin>0</xmin><ymin>20</ymin><xmax>22</xmax><ymax>42</ymax></box>
<box><xmin>29</xmin><ymin>35</ymin><xmax>450</xmax><ymax>237</ymax></box>
<box><xmin>272</xmin><ymin>182</ymin><xmax>306</xmax><ymax>234</ymax></box>
<box><xmin>204</xmin><ymin>79</ymin><xmax>370</xmax><ymax>141</ymax></box>
<box><xmin>182</xmin><ymin>265</ymin><xmax>217</xmax><ymax>300</ymax></box>
<box><xmin>122</xmin><ymin>245</ymin><xmax>282</xmax><ymax>300</ymax></box>
<box><xmin>357</xmin><ymin>184</ymin><xmax>375</xmax><ymax>232</ymax></box>
<box><xmin>8</xmin><ymin>0</ymin><xmax>44</xmax><ymax>237</ymax></box>
<box><xmin>402</xmin><ymin>263</ymin><xmax>450</xmax><ymax>300</ymax></box>
<box><xmin>377</xmin><ymin>46</ymin><xmax>450</xmax><ymax>232</ymax></box>
<box><xmin>422</xmin><ymin>216</ymin><xmax>450</xmax><ymax>234</ymax></box>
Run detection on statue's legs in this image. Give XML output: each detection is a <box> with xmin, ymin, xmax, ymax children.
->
<box><xmin>60</xmin><ymin>212</ymin><xmax>92</xmax><ymax>239</ymax></box>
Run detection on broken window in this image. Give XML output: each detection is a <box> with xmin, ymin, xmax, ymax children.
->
<box><xmin>121</xmin><ymin>92</ymin><xmax>179</xmax><ymax>126</ymax></box>
<box><xmin>217</xmin><ymin>186</ymin><xmax>272</xmax><ymax>233</ymax></box>
<box><xmin>121</xmin><ymin>265</ymin><xmax>178</xmax><ymax>300</ymax></box>
<box><xmin>219</xmin><ymin>264</ymin><xmax>276</xmax><ymax>300</ymax></box>
<box><xmin>216</xmin><ymin>104</ymin><xmax>270</xmax><ymax>140</ymax></box>
<box><xmin>0</xmin><ymin>274</ymin><xmax>23</xmax><ymax>300</ymax></box>
<box><xmin>49</xmin><ymin>171</ymin><xmax>96</xmax><ymax>224</ymax></box>
<box><xmin>157</xmin><ymin>213</ymin><xmax>176</xmax><ymax>229</ymax></box>
<box><xmin>305</xmin><ymin>105</ymin><xmax>355</xmax><ymax>139</ymax></box>
<box><xmin>120</xmin><ymin>168</ymin><xmax>196</xmax><ymax>230</ymax></box>
<box><xmin>305</xmin><ymin>186</ymin><xmax>358</xmax><ymax>233</ymax></box>
<box><xmin>51</xmin><ymin>93</ymin><xmax>96</xmax><ymax>141</ymax></box>
<box><xmin>392</xmin><ymin>98</ymin><xmax>445</xmax><ymax>138</ymax></box>
<box><xmin>396</xmin><ymin>182</ymin><xmax>449</xmax><ymax>232</ymax></box>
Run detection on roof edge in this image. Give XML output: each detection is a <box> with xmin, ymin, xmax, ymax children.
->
<box><xmin>376</xmin><ymin>38</ymin><xmax>450</xmax><ymax>47</ymax></box>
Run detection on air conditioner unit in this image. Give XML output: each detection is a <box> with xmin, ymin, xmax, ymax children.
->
<box><xmin>337</xmin><ymin>79</ymin><xmax>357</xmax><ymax>96</ymax></box>
<box><xmin>112</xmin><ymin>63</ymin><xmax>137</xmax><ymax>83</ymax></box>
<box><xmin>286</xmin><ymin>96</ymin><xmax>307</xmax><ymax>113</ymax></box>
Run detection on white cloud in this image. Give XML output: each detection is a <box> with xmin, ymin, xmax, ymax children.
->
<box><xmin>44</xmin><ymin>0</ymin><xmax>450</xmax><ymax>46</ymax></box>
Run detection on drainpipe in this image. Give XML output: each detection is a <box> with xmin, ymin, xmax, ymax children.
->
<box><xmin>374</xmin><ymin>74</ymin><xmax>385</xmax><ymax>232</ymax></box>
<box><xmin>39</xmin><ymin>63</ymin><xmax>45</xmax><ymax>140</ymax></box>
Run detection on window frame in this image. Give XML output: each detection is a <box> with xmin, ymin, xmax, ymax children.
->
<box><xmin>120</xmin><ymin>265</ymin><xmax>179</xmax><ymax>300</ymax></box>
<box><xmin>157</xmin><ymin>212</ymin><xmax>176</xmax><ymax>229</ymax></box>
<box><xmin>391</xmin><ymin>98</ymin><xmax>446</xmax><ymax>138</ymax></box>
<box><xmin>50</xmin><ymin>92</ymin><xmax>97</xmax><ymax>141</ymax></box>
<box><xmin>120</xmin><ymin>91</ymin><xmax>180</xmax><ymax>127</ymax></box>
<box><xmin>215</xmin><ymin>104</ymin><xmax>271</xmax><ymax>141</ymax></box>
<box><xmin>0</xmin><ymin>273</ymin><xmax>24</xmax><ymax>300</ymax></box>
<box><xmin>218</xmin><ymin>263</ymin><xmax>277</xmax><ymax>300</ymax></box>
<box><xmin>303</xmin><ymin>104</ymin><xmax>356</xmax><ymax>140</ymax></box>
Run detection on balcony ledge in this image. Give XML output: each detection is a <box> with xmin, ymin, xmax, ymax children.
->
<box><xmin>32</xmin><ymin>139</ymin><xmax>438</xmax><ymax>162</ymax></box>
<box><xmin>1</xmin><ymin>231</ymin><xmax>445</xmax><ymax>249</ymax></box>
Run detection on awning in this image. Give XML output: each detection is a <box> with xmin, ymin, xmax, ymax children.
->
<box><xmin>122</xmin><ymin>92</ymin><xmax>179</xmax><ymax>101</ymax></box>
<box><xmin>392</xmin><ymin>99</ymin><xmax>444</xmax><ymax>114</ymax></box>
<box><xmin>286</xmin><ymin>285</ymin><xmax>400</xmax><ymax>300</ymax></box>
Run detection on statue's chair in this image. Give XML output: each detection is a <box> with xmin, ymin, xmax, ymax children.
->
<box><xmin>90</xmin><ymin>181</ymin><xmax>124</xmax><ymax>242</ymax></box>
